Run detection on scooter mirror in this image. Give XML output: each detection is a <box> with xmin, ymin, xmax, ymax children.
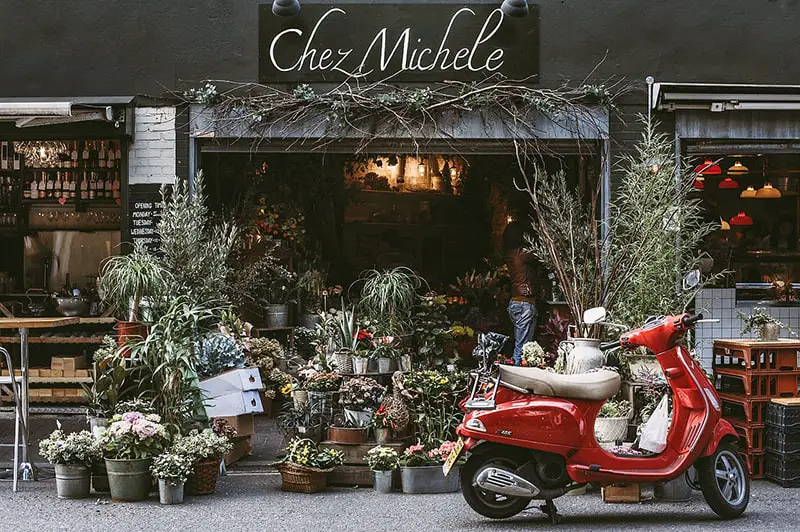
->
<box><xmin>683</xmin><ymin>269</ymin><xmax>701</xmax><ymax>291</ymax></box>
<box><xmin>583</xmin><ymin>307</ymin><xmax>607</xmax><ymax>325</ymax></box>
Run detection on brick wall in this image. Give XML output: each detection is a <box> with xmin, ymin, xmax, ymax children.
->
<box><xmin>129</xmin><ymin>107</ymin><xmax>176</xmax><ymax>185</ymax></box>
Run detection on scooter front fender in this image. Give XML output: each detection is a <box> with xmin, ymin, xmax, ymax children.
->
<box><xmin>700</xmin><ymin>418</ymin><xmax>739</xmax><ymax>458</ymax></box>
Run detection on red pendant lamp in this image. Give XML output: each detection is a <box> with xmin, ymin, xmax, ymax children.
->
<box><xmin>693</xmin><ymin>176</ymin><xmax>705</xmax><ymax>190</ymax></box>
<box><xmin>694</xmin><ymin>159</ymin><xmax>722</xmax><ymax>175</ymax></box>
<box><xmin>719</xmin><ymin>176</ymin><xmax>740</xmax><ymax>189</ymax></box>
<box><xmin>730</xmin><ymin>211</ymin><xmax>753</xmax><ymax>226</ymax></box>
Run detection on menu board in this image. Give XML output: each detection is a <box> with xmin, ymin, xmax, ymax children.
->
<box><xmin>127</xmin><ymin>184</ymin><xmax>167</xmax><ymax>253</ymax></box>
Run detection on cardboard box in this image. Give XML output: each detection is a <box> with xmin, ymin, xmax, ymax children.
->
<box><xmin>37</xmin><ymin>388</ymin><xmax>53</xmax><ymax>397</ymax></box>
<box><xmin>28</xmin><ymin>368</ymin><xmax>40</xmax><ymax>377</ymax></box>
<box><xmin>63</xmin><ymin>370</ymin><xmax>75</xmax><ymax>377</ymax></box>
<box><xmin>216</xmin><ymin>414</ymin><xmax>255</xmax><ymax>437</ymax></box>
<box><xmin>203</xmin><ymin>390</ymin><xmax>263</xmax><ymax>418</ymax></box>
<box><xmin>62</xmin><ymin>355</ymin><xmax>88</xmax><ymax>372</ymax></box>
<box><xmin>52</xmin><ymin>388</ymin><xmax>66</xmax><ymax>397</ymax></box>
<box><xmin>75</xmin><ymin>369</ymin><xmax>90</xmax><ymax>378</ymax></box>
<box><xmin>200</xmin><ymin>368</ymin><xmax>263</xmax><ymax>398</ymax></box>
<box><xmin>39</xmin><ymin>369</ymin><xmax>51</xmax><ymax>377</ymax></box>
<box><xmin>224</xmin><ymin>436</ymin><xmax>252</xmax><ymax>466</ymax></box>
<box><xmin>1</xmin><ymin>369</ymin><xmax>8</xmax><ymax>376</ymax></box>
<box><xmin>66</xmin><ymin>388</ymin><xmax>82</xmax><ymax>397</ymax></box>
<box><xmin>51</xmin><ymin>357</ymin><xmax>63</xmax><ymax>370</ymax></box>
<box><xmin>50</xmin><ymin>370</ymin><xmax>63</xmax><ymax>377</ymax></box>
<box><xmin>602</xmin><ymin>483</ymin><xmax>641</xmax><ymax>503</ymax></box>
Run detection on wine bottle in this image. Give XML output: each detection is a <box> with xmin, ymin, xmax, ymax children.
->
<box><xmin>88</xmin><ymin>172</ymin><xmax>96</xmax><ymax>200</ymax></box>
<box><xmin>80</xmin><ymin>171</ymin><xmax>88</xmax><ymax>200</ymax></box>
<box><xmin>82</xmin><ymin>141</ymin><xmax>89</xmax><ymax>163</ymax></box>
<box><xmin>112</xmin><ymin>172</ymin><xmax>121</xmax><ymax>199</ymax></box>
<box><xmin>71</xmin><ymin>141</ymin><xmax>78</xmax><ymax>166</ymax></box>
<box><xmin>114</xmin><ymin>140</ymin><xmax>121</xmax><ymax>159</ymax></box>
<box><xmin>104</xmin><ymin>174</ymin><xmax>112</xmax><ymax>199</ymax></box>
<box><xmin>107</xmin><ymin>144</ymin><xmax>115</xmax><ymax>168</ymax></box>
<box><xmin>25</xmin><ymin>176</ymin><xmax>33</xmax><ymax>200</ymax></box>
<box><xmin>98</xmin><ymin>141</ymin><xmax>106</xmax><ymax>166</ymax></box>
<box><xmin>13</xmin><ymin>152</ymin><xmax>20</xmax><ymax>171</ymax></box>
<box><xmin>96</xmin><ymin>172</ymin><xmax>105</xmax><ymax>199</ymax></box>
<box><xmin>45</xmin><ymin>172</ymin><xmax>54</xmax><ymax>198</ymax></box>
<box><xmin>38</xmin><ymin>172</ymin><xmax>46</xmax><ymax>199</ymax></box>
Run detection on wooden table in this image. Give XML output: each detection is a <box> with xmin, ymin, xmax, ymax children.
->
<box><xmin>0</xmin><ymin>317</ymin><xmax>79</xmax><ymax>481</ymax></box>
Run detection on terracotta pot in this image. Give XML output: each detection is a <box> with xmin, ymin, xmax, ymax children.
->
<box><xmin>116</xmin><ymin>321</ymin><xmax>147</xmax><ymax>358</ymax></box>
<box><xmin>327</xmin><ymin>426</ymin><xmax>368</xmax><ymax>444</ymax></box>
<box><xmin>456</xmin><ymin>337</ymin><xmax>477</xmax><ymax>358</ymax></box>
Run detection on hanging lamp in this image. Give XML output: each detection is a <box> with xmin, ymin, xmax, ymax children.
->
<box><xmin>719</xmin><ymin>176</ymin><xmax>740</xmax><ymax>189</ymax></box>
<box><xmin>720</xmin><ymin>218</ymin><xmax>730</xmax><ymax>231</ymax></box>
<box><xmin>693</xmin><ymin>175</ymin><xmax>705</xmax><ymax>190</ymax></box>
<box><xmin>740</xmin><ymin>186</ymin><xmax>757</xmax><ymax>198</ymax></box>
<box><xmin>727</xmin><ymin>160</ymin><xmax>749</xmax><ymax>175</ymax></box>
<box><xmin>500</xmin><ymin>0</ymin><xmax>529</xmax><ymax>17</ymax></box>
<box><xmin>730</xmin><ymin>211</ymin><xmax>754</xmax><ymax>226</ymax></box>
<box><xmin>694</xmin><ymin>159</ymin><xmax>722</xmax><ymax>175</ymax></box>
<box><xmin>755</xmin><ymin>182</ymin><xmax>782</xmax><ymax>198</ymax></box>
<box><xmin>272</xmin><ymin>0</ymin><xmax>300</xmax><ymax>16</ymax></box>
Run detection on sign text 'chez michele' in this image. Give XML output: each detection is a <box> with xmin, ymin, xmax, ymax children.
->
<box><xmin>259</xmin><ymin>3</ymin><xmax>540</xmax><ymax>83</ymax></box>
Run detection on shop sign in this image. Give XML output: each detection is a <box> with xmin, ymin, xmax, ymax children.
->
<box><xmin>259</xmin><ymin>3</ymin><xmax>539</xmax><ymax>83</ymax></box>
<box><xmin>127</xmin><ymin>184</ymin><xmax>167</xmax><ymax>254</ymax></box>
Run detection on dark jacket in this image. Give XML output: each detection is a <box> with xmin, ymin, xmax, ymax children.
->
<box><xmin>506</xmin><ymin>248</ymin><xmax>538</xmax><ymax>299</ymax></box>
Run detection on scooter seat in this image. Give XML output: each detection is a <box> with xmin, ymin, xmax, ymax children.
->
<box><xmin>500</xmin><ymin>366</ymin><xmax>621</xmax><ymax>401</ymax></box>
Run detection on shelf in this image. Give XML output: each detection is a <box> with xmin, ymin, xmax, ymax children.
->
<box><xmin>0</xmin><ymin>335</ymin><xmax>106</xmax><ymax>344</ymax></box>
<box><xmin>29</xmin><ymin>376</ymin><xmax>93</xmax><ymax>384</ymax></box>
<box><xmin>22</xmin><ymin>199</ymin><xmax>120</xmax><ymax>206</ymax></box>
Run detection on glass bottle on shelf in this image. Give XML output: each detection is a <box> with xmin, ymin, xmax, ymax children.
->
<box><xmin>45</xmin><ymin>172</ymin><xmax>54</xmax><ymax>198</ymax></box>
<box><xmin>96</xmin><ymin>172</ymin><xmax>105</xmax><ymax>199</ymax></box>
<box><xmin>38</xmin><ymin>172</ymin><xmax>46</xmax><ymax>199</ymax></box>
<box><xmin>88</xmin><ymin>172</ymin><xmax>96</xmax><ymax>200</ymax></box>
<box><xmin>114</xmin><ymin>140</ymin><xmax>121</xmax><ymax>160</ymax></box>
<box><xmin>112</xmin><ymin>172</ymin><xmax>120</xmax><ymax>199</ymax></box>
<box><xmin>80</xmin><ymin>171</ymin><xmax>88</xmax><ymax>200</ymax></box>
<box><xmin>104</xmin><ymin>173</ymin><xmax>112</xmax><ymax>199</ymax></box>
<box><xmin>25</xmin><ymin>176</ymin><xmax>33</xmax><ymax>200</ymax></box>
<box><xmin>81</xmin><ymin>141</ymin><xmax>90</xmax><ymax>164</ymax></box>
<box><xmin>54</xmin><ymin>171</ymin><xmax>62</xmax><ymax>199</ymax></box>
<box><xmin>98</xmin><ymin>141</ymin><xmax>106</xmax><ymax>168</ymax></box>
<box><xmin>69</xmin><ymin>173</ymin><xmax>77</xmax><ymax>198</ymax></box>
<box><xmin>71</xmin><ymin>141</ymin><xmax>78</xmax><ymax>166</ymax></box>
<box><xmin>107</xmin><ymin>144</ymin><xmax>115</xmax><ymax>168</ymax></box>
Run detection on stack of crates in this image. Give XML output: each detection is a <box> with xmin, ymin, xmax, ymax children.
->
<box><xmin>765</xmin><ymin>399</ymin><xmax>800</xmax><ymax>487</ymax></box>
<box><xmin>712</xmin><ymin>339</ymin><xmax>800</xmax><ymax>479</ymax></box>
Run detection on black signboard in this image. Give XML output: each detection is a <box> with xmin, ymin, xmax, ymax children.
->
<box><xmin>259</xmin><ymin>3</ymin><xmax>539</xmax><ymax>83</ymax></box>
<box><xmin>128</xmin><ymin>184</ymin><xmax>166</xmax><ymax>254</ymax></box>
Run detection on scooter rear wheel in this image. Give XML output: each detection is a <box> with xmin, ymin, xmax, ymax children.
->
<box><xmin>697</xmin><ymin>444</ymin><xmax>750</xmax><ymax>519</ymax></box>
<box><xmin>461</xmin><ymin>450</ymin><xmax>531</xmax><ymax>519</ymax></box>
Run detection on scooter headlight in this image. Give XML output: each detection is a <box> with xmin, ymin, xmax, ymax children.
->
<box><xmin>466</xmin><ymin>418</ymin><xmax>487</xmax><ymax>432</ymax></box>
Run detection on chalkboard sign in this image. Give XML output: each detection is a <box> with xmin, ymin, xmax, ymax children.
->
<box><xmin>127</xmin><ymin>184</ymin><xmax>167</xmax><ymax>253</ymax></box>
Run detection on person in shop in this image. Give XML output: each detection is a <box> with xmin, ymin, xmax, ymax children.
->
<box><xmin>503</xmin><ymin>221</ymin><xmax>539</xmax><ymax>366</ymax></box>
<box><xmin>761</xmin><ymin>215</ymin><xmax>800</xmax><ymax>252</ymax></box>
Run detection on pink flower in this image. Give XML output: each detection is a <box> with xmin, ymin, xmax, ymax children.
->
<box><xmin>121</xmin><ymin>412</ymin><xmax>143</xmax><ymax>423</ymax></box>
<box><xmin>109</xmin><ymin>420</ymin><xmax>132</xmax><ymax>437</ymax></box>
<box><xmin>132</xmin><ymin>419</ymin><xmax>157</xmax><ymax>439</ymax></box>
<box><xmin>405</xmin><ymin>444</ymin><xmax>424</xmax><ymax>455</ymax></box>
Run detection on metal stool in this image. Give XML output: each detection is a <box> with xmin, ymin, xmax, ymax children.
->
<box><xmin>0</xmin><ymin>346</ymin><xmax>29</xmax><ymax>491</ymax></box>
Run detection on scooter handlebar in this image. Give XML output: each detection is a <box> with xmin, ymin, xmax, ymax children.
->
<box><xmin>682</xmin><ymin>313</ymin><xmax>704</xmax><ymax>327</ymax></box>
<box><xmin>599</xmin><ymin>340</ymin><xmax>619</xmax><ymax>351</ymax></box>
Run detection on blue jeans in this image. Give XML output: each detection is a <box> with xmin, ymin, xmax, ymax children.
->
<box><xmin>508</xmin><ymin>300</ymin><xmax>536</xmax><ymax>365</ymax></box>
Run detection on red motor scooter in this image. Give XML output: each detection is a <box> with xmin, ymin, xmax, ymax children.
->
<box><xmin>446</xmin><ymin>310</ymin><xmax>748</xmax><ymax>523</ymax></box>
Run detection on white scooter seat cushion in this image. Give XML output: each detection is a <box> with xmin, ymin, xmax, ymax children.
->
<box><xmin>500</xmin><ymin>367</ymin><xmax>621</xmax><ymax>401</ymax></box>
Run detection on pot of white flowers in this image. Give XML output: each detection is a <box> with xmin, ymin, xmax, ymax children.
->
<box><xmin>365</xmin><ymin>446</ymin><xmax>399</xmax><ymax>493</ymax></box>
<box><xmin>151</xmin><ymin>452</ymin><xmax>194</xmax><ymax>505</ymax></box>
<box><xmin>174</xmin><ymin>429</ymin><xmax>233</xmax><ymax>496</ymax></box>
<box><xmin>39</xmin><ymin>427</ymin><xmax>102</xmax><ymax>499</ymax></box>
<box><xmin>594</xmin><ymin>399</ymin><xmax>632</xmax><ymax>443</ymax></box>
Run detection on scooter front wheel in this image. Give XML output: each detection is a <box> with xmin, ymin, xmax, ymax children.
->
<box><xmin>697</xmin><ymin>444</ymin><xmax>750</xmax><ymax>519</ymax></box>
<box><xmin>461</xmin><ymin>450</ymin><xmax>531</xmax><ymax>519</ymax></box>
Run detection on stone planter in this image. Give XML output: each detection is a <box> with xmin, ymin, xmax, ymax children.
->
<box><xmin>760</xmin><ymin>322</ymin><xmax>781</xmax><ymax>341</ymax></box>
<box><xmin>54</xmin><ymin>464</ymin><xmax>91</xmax><ymax>499</ymax></box>
<box><xmin>328</xmin><ymin>426</ymin><xmax>368</xmax><ymax>444</ymax></box>
<box><xmin>158</xmin><ymin>479</ymin><xmax>185</xmax><ymax>505</ymax></box>
<box><xmin>292</xmin><ymin>390</ymin><xmax>309</xmax><ymax>410</ymax></box>
<box><xmin>372</xmin><ymin>470</ymin><xmax>395</xmax><ymax>493</ymax></box>
<box><xmin>377</xmin><ymin>357</ymin><xmax>394</xmax><ymax>374</ymax></box>
<box><xmin>400</xmin><ymin>465</ymin><xmax>460</xmax><ymax>494</ymax></box>
<box><xmin>375</xmin><ymin>427</ymin><xmax>391</xmax><ymax>444</ymax></box>
<box><xmin>352</xmin><ymin>356</ymin><xmax>369</xmax><ymax>374</ymax></box>
<box><xmin>266</xmin><ymin>303</ymin><xmax>290</xmax><ymax>328</ymax></box>
<box><xmin>344</xmin><ymin>408</ymin><xmax>373</xmax><ymax>428</ymax></box>
<box><xmin>595</xmin><ymin>417</ymin><xmax>630</xmax><ymax>442</ymax></box>
<box><xmin>105</xmin><ymin>458</ymin><xmax>153</xmax><ymax>502</ymax></box>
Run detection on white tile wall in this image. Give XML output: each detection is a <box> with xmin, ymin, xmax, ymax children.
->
<box><xmin>129</xmin><ymin>107</ymin><xmax>176</xmax><ymax>185</ymax></box>
<box><xmin>694</xmin><ymin>288</ymin><xmax>800</xmax><ymax>369</ymax></box>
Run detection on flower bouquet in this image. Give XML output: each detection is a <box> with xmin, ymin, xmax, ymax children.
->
<box><xmin>150</xmin><ymin>452</ymin><xmax>194</xmax><ymax>504</ymax></box>
<box><xmin>365</xmin><ymin>445</ymin><xmax>400</xmax><ymax>493</ymax></box>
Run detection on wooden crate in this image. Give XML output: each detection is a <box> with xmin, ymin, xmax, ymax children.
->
<box><xmin>328</xmin><ymin>465</ymin><xmax>373</xmax><ymax>487</ymax></box>
<box><xmin>602</xmin><ymin>483</ymin><xmax>642</xmax><ymax>503</ymax></box>
<box><xmin>319</xmin><ymin>440</ymin><xmax>408</xmax><ymax>465</ymax></box>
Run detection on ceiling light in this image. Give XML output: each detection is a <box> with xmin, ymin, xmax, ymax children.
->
<box><xmin>740</xmin><ymin>186</ymin><xmax>756</xmax><ymax>198</ymax></box>
<box><xmin>719</xmin><ymin>176</ymin><xmax>739</xmax><ymax>189</ymax></box>
<box><xmin>727</xmin><ymin>160</ymin><xmax>749</xmax><ymax>175</ymax></box>
<box><xmin>720</xmin><ymin>218</ymin><xmax>730</xmax><ymax>231</ymax></box>
<box><xmin>694</xmin><ymin>159</ymin><xmax>721</xmax><ymax>175</ymax></box>
<box><xmin>272</xmin><ymin>0</ymin><xmax>300</xmax><ymax>17</ymax></box>
<box><xmin>730</xmin><ymin>211</ymin><xmax>753</xmax><ymax>226</ymax></box>
<box><xmin>693</xmin><ymin>176</ymin><xmax>705</xmax><ymax>190</ymax></box>
<box><xmin>501</xmin><ymin>0</ymin><xmax>529</xmax><ymax>17</ymax></box>
<box><xmin>755</xmin><ymin>182</ymin><xmax>782</xmax><ymax>199</ymax></box>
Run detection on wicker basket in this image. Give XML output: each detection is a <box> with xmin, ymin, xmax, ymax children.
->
<box><xmin>275</xmin><ymin>462</ymin><xmax>333</xmax><ymax>494</ymax></box>
<box><xmin>333</xmin><ymin>350</ymin><xmax>353</xmax><ymax>374</ymax></box>
<box><xmin>185</xmin><ymin>460</ymin><xmax>220</xmax><ymax>495</ymax></box>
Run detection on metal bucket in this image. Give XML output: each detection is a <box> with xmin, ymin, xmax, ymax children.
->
<box><xmin>266</xmin><ymin>304</ymin><xmax>290</xmax><ymax>328</ymax></box>
<box><xmin>400</xmin><ymin>465</ymin><xmax>460</xmax><ymax>494</ymax></box>
<box><xmin>373</xmin><ymin>470</ymin><xmax>394</xmax><ymax>493</ymax></box>
<box><xmin>54</xmin><ymin>464</ymin><xmax>91</xmax><ymax>499</ymax></box>
<box><xmin>105</xmin><ymin>458</ymin><xmax>153</xmax><ymax>502</ymax></box>
<box><xmin>158</xmin><ymin>479</ymin><xmax>185</xmax><ymax>505</ymax></box>
<box><xmin>377</xmin><ymin>358</ymin><xmax>394</xmax><ymax>374</ymax></box>
<box><xmin>299</xmin><ymin>313</ymin><xmax>321</xmax><ymax>330</ymax></box>
<box><xmin>89</xmin><ymin>416</ymin><xmax>108</xmax><ymax>437</ymax></box>
<box><xmin>352</xmin><ymin>357</ymin><xmax>369</xmax><ymax>374</ymax></box>
<box><xmin>375</xmin><ymin>428</ymin><xmax>391</xmax><ymax>444</ymax></box>
<box><xmin>91</xmin><ymin>462</ymin><xmax>110</xmax><ymax>493</ymax></box>
<box><xmin>655</xmin><ymin>473</ymin><xmax>693</xmax><ymax>502</ymax></box>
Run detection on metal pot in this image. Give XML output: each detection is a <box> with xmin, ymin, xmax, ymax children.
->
<box><xmin>372</xmin><ymin>470</ymin><xmax>394</xmax><ymax>493</ymax></box>
<box><xmin>53</xmin><ymin>295</ymin><xmax>89</xmax><ymax>317</ymax></box>
<box><xmin>105</xmin><ymin>458</ymin><xmax>153</xmax><ymax>501</ymax></box>
<box><xmin>54</xmin><ymin>464</ymin><xmax>91</xmax><ymax>499</ymax></box>
<box><xmin>158</xmin><ymin>479</ymin><xmax>185</xmax><ymax>504</ymax></box>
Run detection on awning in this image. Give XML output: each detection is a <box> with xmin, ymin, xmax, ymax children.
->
<box><xmin>0</xmin><ymin>96</ymin><xmax>134</xmax><ymax>128</ymax></box>
<box><xmin>651</xmin><ymin>82</ymin><xmax>800</xmax><ymax>112</ymax></box>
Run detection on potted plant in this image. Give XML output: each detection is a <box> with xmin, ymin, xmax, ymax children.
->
<box><xmin>265</xmin><ymin>261</ymin><xmax>297</xmax><ymax>329</ymax></box>
<box><xmin>372</xmin><ymin>335</ymin><xmax>400</xmax><ymax>373</ymax></box>
<box><xmin>399</xmin><ymin>441</ymin><xmax>462</xmax><ymax>494</ymax></box>
<box><xmin>328</xmin><ymin>420</ymin><xmax>369</xmax><ymax>445</ymax></box>
<box><xmin>339</xmin><ymin>377</ymin><xmax>385</xmax><ymax>427</ymax></box>
<box><xmin>277</xmin><ymin>403</ymin><xmax>327</xmax><ymax>443</ymax></box>
<box><xmin>297</xmin><ymin>270</ymin><xmax>339</xmax><ymax>328</ymax></box>
<box><xmin>594</xmin><ymin>399</ymin><xmax>632</xmax><ymax>443</ymax></box>
<box><xmin>353</xmin><ymin>325</ymin><xmax>374</xmax><ymax>374</ymax></box>
<box><xmin>274</xmin><ymin>437</ymin><xmax>344</xmax><ymax>493</ymax></box>
<box><xmin>102</xmin><ymin>411</ymin><xmax>168</xmax><ymax>501</ymax></box>
<box><xmin>738</xmin><ymin>307</ymin><xmax>795</xmax><ymax>341</ymax></box>
<box><xmin>39</xmin><ymin>428</ymin><xmax>102</xmax><ymax>499</ymax></box>
<box><xmin>372</xmin><ymin>405</ymin><xmax>396</xmax><ymax>444</ymax></box>
<box><xmin>173</xmin><ymin>428</ymin><xmax>233</xmax><ymax>496</ymax></box>
<box><xmin>305</xmin><ymin>372</ymin><xmax>342</xmax><ymax>413</ymax></box>
<box><xmin>150</xmin><ymin>452</ymin><xmax>194</xmax><ymax>505</ymax></box>
<box><xmin>98</xmin><ymin>245</ymin><xmax>170</xmax><ymax>354</ymax></box>
<box><xmin>82</xmin><ymin>336</ymin><xmax>126</xmax><ymax>435</ymax></box>
<box><xmin>355</xmin><ymin>267</ymin><xmax>423</xmax><ymax>340</ymax></box>
<box><xmin>450</xmin><ymin>323</ymin><xmax>476</xmax><ymax>358</ymax></box>
<box><xmin>332</xmin><ymin>304</ymin><xmax>359</xmax><ymax>373</ymax></box>
<box><xmin>365</xmin><ymin>445</ymin><xmax>400</xmax><ymax>493</ymax></box>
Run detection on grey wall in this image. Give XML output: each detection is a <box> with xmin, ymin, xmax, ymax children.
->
<box><xmin>1</xmin><ymin>0</ymin><xmax>799</xmax><ymax>97</ymax></box>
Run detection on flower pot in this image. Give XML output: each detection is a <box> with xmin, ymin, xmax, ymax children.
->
<box><xmin>759</xmin><ymin>322</ymin><xmax>781</xmax><ymax>341</ymax></box>
<box><xmin>563</xmin><ymin>337</ymin><xmax>604</xmax><ymax>374</ymax></box>
<box><xmin>372</xmin><ymin>469</ymin><xmax>395</xmax><ymax>493</ymax></box>
<box><xmin>292</xmin><ymin>390</ymin><xmax>309</xmax><ymax>410</ymax></box>
<box><xmin>400</xmin><ymin>465</ymin><xmax>460</xmax><ymax>494</ymax></box>
<box><xmin>158</xmin><ymin>479</ymin><xmax>185</xmax><ymax>505</ymax></box>
<box><xmin>327</xmin><ymin>426</ymin><xmax>368</xmax><ymax>444</ymax></box>
<box><xmin>594</xmin><ymin>417</ymin><xmax>630</xmax><ymax>443</ymax></box>
<box><xmin>398</xmin><ymin>354</ymin><xmax>412</xmax><ymax>372</ymax></box>
<box><xmin>116</xmin><ymin>321</ymin><xmax>148</xmax><ymax>358</ymax></box>
<box><xmin>352</xmin><ymin>356</ymin><xmax>369</xmax><ymax>375</ymax></box>
<box><xmin>308</xmin><ymin>391</ymin><xmax>335</xmax><ymax>414</ymax></box>
<box><xmin>185</xmin><ymin>460</ymin><xmax>221</xmax><ymax>496</ymax></box>
<box><xmin>266</xmin><ymin>304</ymin><xmax>290</xmax><ymax>328</ymax></box>
<box><xmin>344</xmin><ymin>408</ymin><xmax>373</xmax><ymax>428</ymax></box>
<box><xmin>333</xmin><ymin>349</ymin><xmax>353</xmax><ymax>374</ymax></box>
<box><xmin>377</xmin><ymin>357</ymin><xmax>394</xmax><ymax>374</ymax></box>
<box><xmin>275</xmin><ymin>461</ymin><xmax>332</xmax><ymax>493</ymax></box>
<box><xmin>54</xmin><ymin>464</ymin><xmax>91</xmax><ymax>499</ymax></box>
<box><xmin>88</xmin><ymin>416</ymin><xmax>108</xmax><ymax>437</ymax></box>
<box><xmin>299</xmin><ymin>312</ymin><xmax>321</xmax><ymax>330</ymax></box>
<box><xmin>105</xmin><ymin>458</ymin><xmax>153</xmax><ymax>502</ymax></box>
<box><xmin>375</xmin><ymin>427</ymin><xmax>391</xmax><ymax>444</ymax></box>
<box><xmin>91</xmin><ymin>462</ymin><xmax>110</xmax><ymax>493</ymax></box>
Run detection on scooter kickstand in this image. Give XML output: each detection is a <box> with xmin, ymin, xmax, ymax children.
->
<box><xmin>539</xmin><ymin>499</ymin><xmax>563</xmax><ymax>525</ymax></box>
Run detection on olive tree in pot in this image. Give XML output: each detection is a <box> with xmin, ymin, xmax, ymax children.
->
<box><xmin>39</xmin><ymin>428</ymin><xmax>102</xmax><ymax>499</ymax></box>
<box><xmin>173</xmin><ymin>429</ymin><xmax>233</xmax><ymax>496</ymax></box>
<box><xmin>150</xmin><ymin>452</ymin><xmax>194</xmax><ymax>505</ymax></box>
<box><xmin>738</xmin><ymin>307</ymin><xmax>795</xmax><ymax>341</ymax></box>
<box><xmin>98</xmin><ymin>245</ymin><xmax>170</xmax><ymax>355</ymax></box>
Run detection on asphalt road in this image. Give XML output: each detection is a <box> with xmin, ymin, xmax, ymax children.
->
<box><xmin>1</xmin><ymin>472</ymin><xmax>795</xmax><ymax>532</ymax></box>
